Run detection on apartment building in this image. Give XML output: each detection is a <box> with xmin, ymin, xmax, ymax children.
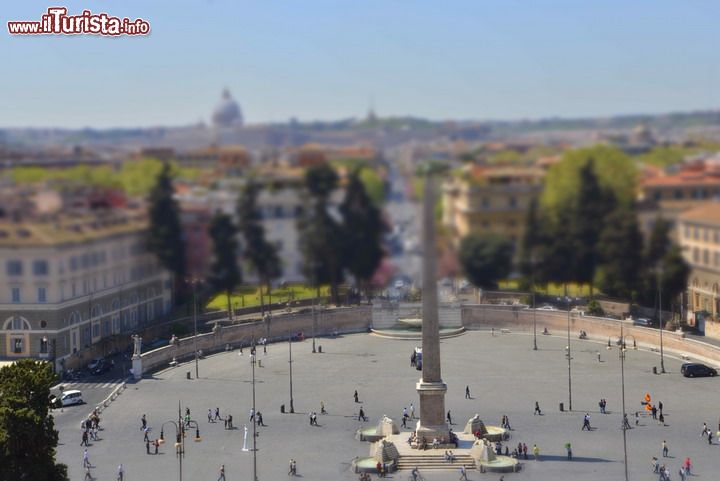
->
<box><xmin>678</xmin><ymin>201</ymin><xmax>720</xmax><ymax>328</ymax></box>
<box><xmin>441</xmin><ymin>165</ymin><xmax>545</xmax><ymax>250</ymax></box>
<box><xmin>0</xmin><ymin>210</ymin><xmax>172</xmax><ymax>370</ymax></box>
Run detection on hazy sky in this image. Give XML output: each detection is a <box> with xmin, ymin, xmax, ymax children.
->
<box><xmin>2</xmin><ymin>1</ymin><xmax>718</xmax><ymax>128</ymax></box>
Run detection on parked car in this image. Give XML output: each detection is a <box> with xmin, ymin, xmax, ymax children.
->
<box><xmin>538</xmin><ymin>305</ymin><xmax>557</xmax><ymax>311</ymax></box>
<box><xmin>681</xmin><ymin>363</ymin><xmax>717</xmax><ymax>378</ymax></box>
<box><xmin>91</xmin><ymin>359</ymin><xmax>112</xmax><ymax>375</ymax></box>
<box><xmin>59</xmin><ymin>389</ymin><xmax>84</xmax><ymax>406</ymax></box>
<box><xmin>633</xmin><ymin>318</ymin><xmax>653</xmax><ymax>327</ymax></box>
<box><xmin>87</xmin><ymin>357</ymin><xmax>104</xmax><ymax>371</ymax></box>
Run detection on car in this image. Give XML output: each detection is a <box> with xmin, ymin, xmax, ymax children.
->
<box><xmin>681</xmin><ymin>363</ymin><xmax>717</xmax><ymax>378</ymax></box>
<box><xmin>59</xmin><ymin>389</ymin><xmax>84</xmax><ymax>406</ymax></box>
<box><xmin>87</xmin><ymin>357</ymin><xmax>104</xmax><ymax>371</ymax></box>
<box><xmin>91</xmin><ymin>359</ymin><xmax>112</xmax><ymax>375</ymax></box>
<box><xmin>633</xmin><ymin>318</ymin><xmax>652</xmax><ymax>327</ymax></box>
<box><xmin>538</xmin><ymin>305</ymin><xmax>557</xmax><ymax>311</ymax></box>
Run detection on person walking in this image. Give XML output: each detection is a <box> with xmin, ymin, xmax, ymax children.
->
<box><xmin>523</xmin><ymin>443</ymin><xmax>528</xmax><ymax>460</ymax></box>
<box><xmin>154</xmin><ymin>438</ymin><xmax>159</xmax><ymax>454</ymax></box>
<box><xmin>320</xmin><ymin>401</ymin><xmax>326</xmax><ymax>414</ymax></box>
<box><xmin>679</xmin><ymin>465</ymin><xmax>687</xmax><ymax>481</ymax></box>
<box><xmin>708</xmin><ymin>430</ymin><xmax>714</xmax><ymax>445</ymax></box>
<box><xmin>565</xmin><ymin>442</ymin><xmax>572</xmax><ymax>460</ymax></box>
<box><xmin>146</xmin><ymin>439</ymin><xmax>150</xmax><ymax>454</ymax></box>
<box><xmin>410</xmin><ymin>403</ymin><xmax>415</xmax><ymax>420</ymax></box>
<box><xmin>143</xmin><ymin>426</ymin><xmax>150</xmax><ymax>442</ymax></box>
<box><xmin>623</xmin><ymin>414</ymin><xmax>631</xmax><ymax>430</ymax></box>
<box><xmin>217</xmin><ymin>464</ymin><xmax>226</xmax><ymax>481</ymax></box>
<box><xmin>354</xmin><ymin>390</ymin><xmax>359</xmax><ymax>403</ymax></box>
<box><xmin>662</xmin><ymin>440</ymin><xmax>669</xmax><ymax>457</ymax></box>
<box><xmin>358</xmin><ymin>407</ymin><xmax>367</xmax><ymax>422</ymax></box>
<box><xmin>651</xmin><ymin>456</ymin><xmax>659</xmax><ymax>473</ymax></box>
<box><xmin>215</xmin><ymin>407</ymin><xmax>221</xmax><ymax>421</ymax></box>
<box><xmin>658</xmin><ymin>400</ymin><xmax>663</xmax><ymax>416</ymax></box>
<box><xmin>534</xmin><ymin>402</ymin><xmax>542</xmax><ymax>415</ymax></box>
<box><xmin>582</xmin><ymin>413</ymin><xmax>591</xmax><ymax>431</ymax></box>
<box><xmin>208</xmin><ymin>409</ymin><xmax>213</xmax><ymax>423</ymax></box>
<box><xmin>447</xmin><ymin>410</ymin><xmax>452</xmax><ymax>425</ymax></box>
<box><xmin>702</xmin><ymin>422</ymin><xmax>708</xmax><ymax>438</ymax></box>
<box><xmin>249</xmin><ymin>408</ymin><xmax>255</xmax><ymax>422</ymax></box>
<box><xmin>652</xmin><ymin>405</ymin><xmax>657</xmax><ymax>420</ymax></box>
<box><xmin>459</xmin><ymin>464</ymin><xmax>469</xmax><ymax>480</ymax></box>
<box><xmin>288</xmin><ymin>458</ymin><xmax>297</xmax><ymax>476</ymax></box>
<box><xmin>117</xmin><ymin>464</ymin><xmax>124</xmax><ymax>481</ymax></box>
<box><xmin>82</xmin><ymin>449</ymin><xmax>90</xmax><ymax>468</ymax></box>
<box><xmin>465</xmin><ymin>386</ymin><xmax>471</xmax><ymax>399</ymax></box>
<box><xmin>141</xmin><ymin>414</ymin><xmax>147</xmax><ymax>430</ymax></box>
<box><xmin>81</xmin><ymin>430</ymin><xmax>89</xmax><ymax>446</ymax></box>
<box><xmin>257</xmin><ymin>412</ymin><xmax>264</xmax><ymax>426</ymax></box>
<box><xmin>83</xmin><ymin>465</ymin><xmax>92</xmax><ymax>481</ymax></box>
<box><xmin>532</xmin><ymin>443</ymin><xmax>540</xmax><ymax>461</ymax></box>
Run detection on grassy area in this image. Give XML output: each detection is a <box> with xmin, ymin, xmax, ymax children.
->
<box><xmin>497</xmin><ymin>280</ymin><xmax>593</xmax><ymax>297</ymax></box>
<box><xmin>206</xmin><ymin>284</ymin><xmax>330</xmax><ymax>311</ymax></box>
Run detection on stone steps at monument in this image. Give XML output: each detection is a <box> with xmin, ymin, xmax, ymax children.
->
<box><xmin>396</xmin><ymin>454</ymin><xmax>475</xmax><ymax>470</ymax></box>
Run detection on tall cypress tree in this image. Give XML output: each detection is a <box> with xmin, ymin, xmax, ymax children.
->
<box><xmin>298</xmin><ymin>164</ymin><xmax>343</xmax><ymax>303</ymax></box>
<box><xmin>237</xmin><ymin>179</ymin><xmax>282</xmax><ymax>307</ymax></box>
<box><xmin>640</xmin><ymin>217</ymin><xmax>690</xmax><ymax>311</ymax></box>
<box><xmin>339</xmin><ymin>169</ymin><xmax>386</xmax><ymax>300</ymax></box>
<box><xmin>208</xmin><ymin>212</ymin><xmax>241</xmax><ymax>321</ymax></box>
<box><xmin>147</xmin><ymin>162</ymin><xmax>186</xmax><ymax>287</ymax></box>
<box><xmin>596</xmin><ymin>204</ymin><xmax>643</xmax><ymax>300</ymax></box>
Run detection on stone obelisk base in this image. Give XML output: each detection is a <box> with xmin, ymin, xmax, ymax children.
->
<box><xmin>415</xmin><ymin>380</ymin><xmax>449</xmax><ymax>442</ymax></box>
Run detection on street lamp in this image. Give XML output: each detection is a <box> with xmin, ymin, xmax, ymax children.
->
<box><xmin>657</xmin><ymin>266</ymin><xmax>666</xmax><ymax>374</ymax></box>
<box><xmin>619</xmin><ymin>323</ymin><xmax>629</xmax><ymax>481</ymax></box>
<box><xmin>250</xmin><ymin>340</ymin><xmax>259</xmax><ymax>481</ymax></box>
<box><xmin>288</xmin><ymin>337</ymin><xmax>295</xmax><ymax>413</ymax></box>
<box><xmin>158</xmin><ymin>402</ymin><xmax>202</xmax><ymax>481</ymax></box>
<box><xmin>565</xmin><ymin>295</ymin><xmax>572</xmax><ymax>411</ymax></box>
<box><xmin>186</xmin><ymin>278</ymin><xmax>202</xmax><ymax>379</ymax></box>
<box><xmin>531</xmin><ymin>252</ymin><xmax>538</xmax><ymax>351</ymax></box>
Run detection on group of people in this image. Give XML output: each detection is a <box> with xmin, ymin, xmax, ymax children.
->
<box><xmin>653</xmin><ymin>456</ymin><xmax>692</xmax><ymax>481</ymax></box>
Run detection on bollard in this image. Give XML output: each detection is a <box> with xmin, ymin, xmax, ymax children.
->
<box><xmin>281</xmin><ymin>404</ymin><xmax>285</xmax><ymax>414</ymax></box>
<box><xmin>318</xmin><ymin>345</ymin><xmax>322</xmax><ymax>353</ymax></box>
<box><xmin>186</xmin><ymin>371</ymin><xmax>191</xmax><ymax>380</ymax></box>
<box><xmin>653</xmin><ymin>366</ymin><xmax>657</xmax><ymax>375</ymax></box>
<box><xmin>559</xmin><ymin>402</ymin><xmax>564</xmax><ymax>412</ymax></box>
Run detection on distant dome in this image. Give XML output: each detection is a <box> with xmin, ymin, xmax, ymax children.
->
<box><xmin>212</xmin><ymin>89</ymin><xmax>243</xmax><ymax>127</ymax></box>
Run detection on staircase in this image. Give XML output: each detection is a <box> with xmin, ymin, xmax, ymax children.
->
<box><xmin>396</xmin><ymin>453</ymin><xmax>475</xmax><ymax>471</ymax></box>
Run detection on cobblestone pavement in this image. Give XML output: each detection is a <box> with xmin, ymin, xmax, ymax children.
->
<box><xmin>56</xmin><ymin>330</ymin><xmax>720</xmax><ymax>481</ymax></box>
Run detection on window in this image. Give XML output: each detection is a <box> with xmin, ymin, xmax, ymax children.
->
<box><xmin>11</xmin><ymin>317</ymin><xmax>27</xmax><ymax>330</ymax></box>
<box><xmin>674</xmin><ymin>190</ymin><xmax>684</xmax><ymax>199</ymax></box>
<box><xmin>102</xmin><ymin>319</ymin><xmax>111</xmax><ymax>337</ymax></box>
<box><xmin>71</xmin><ymin>282</ymin><xmax>77</xmax><ymax>297</ymax></box>
<box><xmin>692</xmin><ymin>247</ymin><xmax>699</xmax><ymax>263</ymax></box>
<box><xmin>6</xmin><ymin>260</ymin><xmax>22</xmax><ymax>276</ymax></box>
<box><xmin>653</xmin><ymin>191</ymin><xmax>662</xmax><ymax>201</ymax></box>
<box><xmin>11</xmin><ymin>287</ymin><xmax>20</xmax><ymax>303</ymax></box>
<box><xmin>70</xmin><ymin>256</ymin><xmax>78</xmax><ymax>271</ymax></box>
<box><xmin>39</xmin><ymin>337</ymin><xmax>48</xmax><ymax>354</ymax></box>
<box><xmin>703</xmin><ymin>249</ymin><xmax>710</xmax><ymax>265</ymax></box>
<box><xmin>12</xmin><ymin>338</ymin><xmax>23</xmax><ymax>354</ymax></box>
<box><xmin>37</xmin><ymin>287</ymin><xmax>46</xmax><ymax>303</ymax></box>
<box><xmin>33</xmin><ymin>260</ymin><xmax>48</xmax><ymax>276</ymax></box>
<box><xmin>92</xmin><ymin>322</ymin><xmax>100</xmax><ymax>338</ymax></box>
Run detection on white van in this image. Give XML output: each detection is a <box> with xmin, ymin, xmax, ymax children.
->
<box><xmin>60</xmin><ymin>390</ymin><xmax>84</xmax><ymax>406</ymax></box>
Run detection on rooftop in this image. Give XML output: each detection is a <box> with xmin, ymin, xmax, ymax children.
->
<box><xmin>678</xmin><ymin>200</ymin><xmax>720</xmax><ymax>225</ymax></box>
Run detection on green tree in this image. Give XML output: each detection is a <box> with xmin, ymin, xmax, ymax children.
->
<box><xmin>0</xmin><ymin>360</ymin><xmax>68</xmax><ymax>481</ymax></box>
<box><xmin>339</xmin><ymin>169</ymin><xmax>387</xmax><ymax>299</ymax></box>
<box><xmin>147</xmin><ymin>162</ymin><xmax>186</xmax><ymax>289</ymax></box>
<box><xmin>518</xmin><ymin>198</ymin><xmax>542</xmax><ymax>289</ymax></box>
<box><xmin>535</xmin><ymin>209</ymin><xmax>576</xmax><ymax>287</ymax></box>
<box><xmin>299</xmin><ymin>164</ymin><xmax>344</xmax><ymax>303</ymax></box>
<box><xmin>458</xmin><ymin>233</ymin><xmax>514</xmax><ymax>290</ymax></box>
<box><xmin>595</xmin><ymin>205</ymin><xmax>644</xmax><ymax>299</ymax></box>
<box><xmin>237</xmin><ymin>179</ymin><xmax>282</xmax><ymax>309</ymax></box>
<box><xmin>208</xmin><ymin>212</ymin><xmax>242</xmax><ymax>321</ymax></box>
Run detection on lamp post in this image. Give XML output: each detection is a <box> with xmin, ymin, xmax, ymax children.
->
<box><xmin>158</xmin><ymin>401</ymin><xmax>202</xmax><ymax>481</ymax></box>
<box><xmin>288</xmin><ymin>337</ymin><xmax>295</xmax><ymax>413</ymax></box>
<box><xmin>658</xmin><ymin>266</ymin><xmax>666</xmax><ymax>374</ymax></box>
<box><xmin>619</xmin><ymin>323</ymin><xmax>629</xmax><ymax>481</ymax></box>
<box><xmin>186</xmin><ymin>278</ymin><xmax>202</xmax><ymax>379</ymax></box>
<box><xmin>566</xmin><ymin>294</ymin><xmax>572</xmax><ymax>411</ymax></box>
<box><xmin>251</xmin><ymin>340</ymin><xmax>258</xmax><ymax>481</ymax></box>
<box><xmin>531</xmin><ymin>252</ymin><xmax>538</xmax><ymax>351</ymax></box>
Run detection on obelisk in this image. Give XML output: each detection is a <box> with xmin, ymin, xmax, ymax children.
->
<box><xmin>415</xmin><ymin>172</ymin><xmax>449</xmax><ymax>442</ymax></box>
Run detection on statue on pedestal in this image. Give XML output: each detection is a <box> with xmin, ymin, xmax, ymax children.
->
<box><xmin>132</xmin><ymin>335</ymin><xmax>142</xmax><ymax>360</ymax></box>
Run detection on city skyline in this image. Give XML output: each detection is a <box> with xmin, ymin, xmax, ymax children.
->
<box><xmin>2</xmin><ymin>0</ymin><xmax>719</xmax><ymax>128</ymax></box>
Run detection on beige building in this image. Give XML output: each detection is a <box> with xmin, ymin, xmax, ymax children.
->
<box><xmin>678</xmin><ymin>201</ymin><xmax>720</xmax><ymax>327</ymax></box>
<box><xmin>442</xmin><ymin>165</ymin><xmax>545</xmax><ymax>250</ymax></box>
<box><xmin>0</xmin><ymin>210</ymin><xmax>172</xmax><ymax>370</ymax></box>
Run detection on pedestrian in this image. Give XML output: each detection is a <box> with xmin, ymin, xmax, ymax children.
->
<box><xmin>635</xmin><ymin>411</ymin><xmax>639</xmax><ymax>426</ymax></box>
<box><xmin>288</xmin><ymin>458</ymin><xmax>297</xmax><ymax>476</ymax></box>
<box><xmin>146</xmin><ymin>439</ymin><xmax>150</xmax><ymax>454</ymax></box>
<box><xmin>227</xmin><ymin>414</ymin><xmax>233</xmax><ymax>429</ymax></box>
<box><xmin>623</xmin><ymin>414</ymin><xmax>631</xmax><ymax>429</ymax></box>
<box><xmin>82</xmin><ymin>449</ymin><xmax>90</xmax><ymax>468</ymax></box>
<box><xmin>658</xmin><ymin>400</ymin><xmax>663</xmax><ymax>416</ymax></box>
<box><xmin>81</xmin><ymin>430</ymin><xmax>89</xmax><ymax>446</ymax></box>
<box><xmin>652</xmin><ymin>405</ymin><xmax>657</xmax><ymax>420</ymax></box>
<box><xmin>702</xmin><ymin>422</ymin><xmax>708</xmax><ymax>438</ymax></box>
<box><xmin>354</xmin><ymin>390</ymin><xmax>359</xmax><ymax>403</ymax></box>
<box><xmin>208</xmin><ymin>409</ymin><xmax>213</xmax><ymax>423</ymax></box>
<box><xmin>358</xmin><ymin>407</ymin><xmax>367</xmax><ymax>422</ymax></box>
<box><xmin>523</xmin><ymin>443</ymin><xmax>528</xmax><ymax>460</ymax></box>
<box><xmin>599</xmin><ymin>399</ymin><xmax>604</xmax><ymax>414</ymax></box>
<box><xmin>459</xmin><ymin>465</ymin><xmax>468</xmax><ymax>481</ymax></box>
<box><xmin>249</xmin><ymin>408</ymin><xmax>255</xmax><ymax>421</ymax></box>
<box><xmin>154</xmin><ymin>438</ymin><xmax>159</xmax><ymax>454</ymax></box>
<box><xmin>582</xmin><ymin>413</ymin><xmax>591</xmax><ymax>431</ymax></box>
<box><xmin>708</xmin><ymin>430</ymin><xmax>713</xmax><ymax>445</ymax></box>
<box><xmin>534</xmin><ymin>401</ymin><xmax>542</xmax><ymax>415</ymax></box>
<box><xmin>224</xmin><ymin>417</ymin><xmax>228</xmax><ymax>430</ymax></box>
<box><xmin>465</xmin><ymin>386</ymin><xmax>471</xmax><ymax>399</ymax></box>
<box><xmin>309</xmin><ymin>412</ymin><xmax>314</xmax><ymax>425</ymax></box>
<box><xmin>662</xmin><ymin>440</ymin><xmax>669</xmax><ymax>457</ymax></box>
<box><xmin>402</xmin><ymin>414</ymin><xmax>407</xmax><ymax>428</ymax></box>
<box><xmin>410</xmin><ymin>403</ymin><xmax>415</xmax><ymax>419</ymax></box>
<box><xmin>651</xmin><ymin>456</ymin><xmax>659</xmax><ymax>473</ymax></box>
<box><xmin>565</xmin><ymin>442</ymin><xmax>572</xmax><ymax>460</ymax></box>
<box><xmin>141</xmin><ymin>414</ymin><xmax>147</xmax><ymax>430</ymax></box>
<box><xmin>403</xmin><ymin>407</ymin><xmax>408</xmax><ymax>419</ymax></box>
<box><xmin>683</xmin><ymin>457</ymin><xmax>692</xmax><ymax>475</ymax></box>
<box><xmin>679</xmin><ymin>465</ymin><xmax>687</xmax><ymax>481</ymax></box>
<box><xmin>320</xmin><ymin>401</ymin><xmax>326</xmax><ymax>414</ymax></box>
<box><xmin>447</xmin><ymin>410</ymin><xmax>452</xmax><ymax>425</ymax></box>
<box><xmin>117</xmin><ymin>464</ymin><xmax>124</xmax><ymax>481</ymax></box>
<box><xmin>533</xmin><ymin>443</ymin><xmax>540</xmax><ymax>461</ymax></box>
<box><xmin>215</xmin><ymin>407</ymin><xmax>221</xmax><ymax>421</ymax></box>
<box><xmin>257</xmin><ymin>412</ymin><xmax>264</xmax><ymax>426</ymax></box>
<box><xmin>217</xmin><ymin>464</ymin><xmax>226</xmax><ymax>481</ymax></box>
<box><xmin>143</xmin><ymin>426</ymin><xmax>150</xmax><ymax>442</ymax></box>
<box><xmin>84</xmin><ymin>465</ymin><xmax>92</xmax><ymax>481</ymax></box>
<box><xmin>658</xmin><ymin>413</ymin><xmax>665</xmax><ymax>426</ymax></box>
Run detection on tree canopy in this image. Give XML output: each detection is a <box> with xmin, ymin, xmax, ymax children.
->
<box><xmin>208</xmin><ymin>212</ymin><xmax>241</xmax><ymax>319</ymax></box>
<box><xmin>0</xmin><ymin>360</ymin><xmax>68</xmax><ymax>481</ymax></box>
<box><xmin>459</xmin><ymin>233</ymin><xmax>514</xmax><ymax>290</ymax></box>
